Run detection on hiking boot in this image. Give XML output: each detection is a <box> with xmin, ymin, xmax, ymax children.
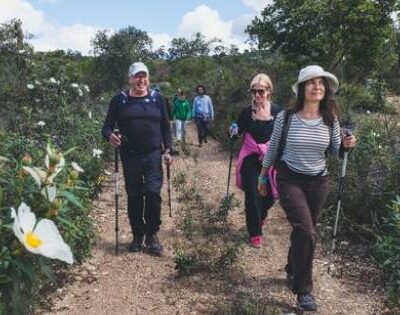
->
<box><xmin>250</xmin><ymin>235</ymin><xmax>262</xmax><ymax>248</ymax></box>
<box><xmin>286</xmin><ymin>272</ymin><xmax>294</xmax><ymax>291</ymax></box>
<box><xmin>145</xmin><ymin>234</ymin><xmax>163</xmax><ymax>256</ymax></box>
<box><xmin>297</xmin><ymin>293</ymin><xmax>317</xmax><ymax>312</ymax></box>
<box><xmin>204</xmin><ymin>137</ymin><xmax>208</xmax><ymax>143</ymax></box>
<box><xmin>128</xmin><ymin>235</ymin><xmax>144</xmax><ymax>252</ymax></box>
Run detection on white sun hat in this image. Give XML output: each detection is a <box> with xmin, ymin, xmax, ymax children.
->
<box><xmin>128</xmin><ymin>62</ymin><xmax>149</xmax><ymax>77</ymax></box>
<box><xmin>292</xmin><ymin>65</ymin><xmax>339</xmax><ymax>95</ymax></box>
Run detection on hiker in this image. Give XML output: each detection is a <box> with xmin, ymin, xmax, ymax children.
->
<box><xmin>102</xmin><ymin>61</ymin><xmax>173</xmax><ymax>256</ymax></box>
<box><xmin>258</xmin><ymin>65</ymin><xmax>356</xmax><ymax>311</ymax></box>
<box><xmin>173</xmin><ymin>89</ymin><xmax>191</xmax><ymax>142</ymax></box>
<box><xmin>229</xmin><ymin>73</ymin><xmax>281</xmax><ymax>248</ymax></box>
<box><xmin>192</xmin><ymin>84</ymin><xmax>214</xmax><ymax>147</ymax></box>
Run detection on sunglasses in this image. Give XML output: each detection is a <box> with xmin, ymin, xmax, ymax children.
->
<box><xmin>250</xmin><ymin>88</ymin><xmax>270</xmax><ymax>96</ymax></box>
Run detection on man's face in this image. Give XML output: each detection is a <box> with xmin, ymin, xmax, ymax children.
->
<box><xmin>129</xmin><ymin>72</ymin><xmax>149</xmax><ymax>95</ymax></box>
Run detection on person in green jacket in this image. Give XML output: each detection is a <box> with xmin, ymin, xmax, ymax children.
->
<box><xmin>173</xmin><ymin>89</ymin><xmax>191</xmax><ymax>142</ymax></box>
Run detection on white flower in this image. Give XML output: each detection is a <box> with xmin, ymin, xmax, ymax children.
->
<box><xmin>27</xmin><ymin>84</ymin><xmax>34</xmax><ymax>89</ymax></box>
<box><xmin>41</xmin><ymin>186</ymin><xmax>57</xmax><ymax>201</ymax></box>
<box><xmin>23</xmin><ymin>166</ymin><xmax>47</xmax><ymax>187</ymax></box>
<box><xmin>88</xmin><ymin>111</ymin><xmax>92</xmax><ymax>119</ymax></box>
<box><xmin>37</xmin><ymin>121</ymin><xmax>46</xmax><ymax>127</ymax></box>
<box><xmin>92</xmin><ymin>149</ymin><xmax>103</xmax><ymax>158</ymax></box>
<box><xmin>70</xmin><ymin>83</ymin><xmax>79</xmax><ymax>88</ymax></box>
<box><xmin>366</xmin><ymin>110</ymin><xmax>371</xmax><ymax>115</ymax></box>
<box><xmin>71</xmin><ymin>162</ymin><xmax>84</xmax><ymax>173</ymax></box>
<box><xmin>35</xmin><ymin>80</ymin><xmax>42</xmax><ymax>85</ymax></box>
<box><xmin>49</xmin><ymin>77</ymin><xmax>57</xmax><ymax>84</ymax></box>
<box><xmin>84</xmin><ymin>84</ymin><xmax>90</xmax><ymax>92</ymax></box>
<box><xmin>100</xmin><ymin>97</ymin><xmax>105</xmax><ymax>101</ymax></box>
<box><xmin>77</xmin><ymin>88</ymin><xmax>83</xmax><ymax>96</ymax></box>
<box><xmin>11</xmin><ymin>202</ymin><xmax>73</xmax><ymax>264</ymax></box>
<box><xmin>104</xmin><ymin>170</ymin><xmax>112</xmax><ymax>175</ymax></box>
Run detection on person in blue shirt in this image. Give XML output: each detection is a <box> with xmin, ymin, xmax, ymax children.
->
<box><xmin>192</xmin><ymin>85</ymin><xmax>214</xmax><ymax>147</ymax></box>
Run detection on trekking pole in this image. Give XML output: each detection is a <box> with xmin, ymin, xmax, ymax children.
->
<box><xmin>226</xmin><ymin>138</ymin><xmax>234</xmax><ymax>198</ymax></box>
<box><xmin>114</xmin><ymin>129</ymin><xmax>120</xmax><ymax>256</ymax></box>
<box><xmin>167</xmin><ymin>162</ymin><xmax>172</xmax><ymax>217</ymax></box>
<box><xmin>328</xmin><ymin>125</ymin><xmax>354</xmax><ymax>273</ymax></box>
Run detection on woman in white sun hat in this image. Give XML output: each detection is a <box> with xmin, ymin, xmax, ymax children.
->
<box><xmin>258</xmin><ymin>65</ymin><xmax>356</xmax><ymax>311</ymax></box>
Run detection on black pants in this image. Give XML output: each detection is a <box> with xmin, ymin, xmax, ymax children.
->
<box><xmin>277</xmin><ymin>163</ymin><xmax>329</xmax><ymax>294</ymax></box>
<box><xmin>120</xmin><ymin>149</ymin><xmax>163</xmax><ymax>237</ymax></box>
<box><xmin>195</xmin><ymin>118</ymin><xmax>211</xmax><ymax>145</ymax></box>
<box><xmin>241</xmin><ymin>154</ymin><xmax>275</xmax><ymax>237</ymax></box>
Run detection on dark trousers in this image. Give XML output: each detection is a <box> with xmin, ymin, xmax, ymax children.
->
<box><xmin>120</xmin><ymin>149</ymin><xmax>163</xmax><ymax>237</ymax></box>
<box><xmin>277</xmin><ymin>163</ymin><xmax>329</xmax><ymax>294</ymax></box>
<box><xmin>195</xmin><ymin>118</ymin><xmax>211</xmax><ymax>145</ymax></box>
<box><xmin>241</xmin><ymin>154</ymin><xmax>275</xmax><ymax>237</ymax></box>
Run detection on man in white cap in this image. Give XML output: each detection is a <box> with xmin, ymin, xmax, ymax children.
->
<box><xmin>102</xmin><ymin>61</ymin><xmax>173</xmax><ymax>256</ymax></box>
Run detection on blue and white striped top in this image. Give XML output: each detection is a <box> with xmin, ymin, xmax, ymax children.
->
<box><xmin>262</xmin><ymin>111</ymin><xmax>341</xmax><ymax>175</ymax></box>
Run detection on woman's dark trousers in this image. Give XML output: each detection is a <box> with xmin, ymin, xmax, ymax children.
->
<box><xmin>277</xmin><ymin>164</ymin><xmax>329</xmax><ymax>294</ymax></box>
<box><xmin>241</xmin><ymin>154</ymin><xmax>274</xmax><ymax>237</ymax></box>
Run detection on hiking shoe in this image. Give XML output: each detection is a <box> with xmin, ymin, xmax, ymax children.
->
<box><xmin>286</xmin><ymin>272</ymin><xmax>294</xmax><ymax>291</ymax></box>
<box><xmin>128</xmin><ymin>235</ymin><xmax>144</xmax><ymax>252</ymax></box>
<box><xmin>145</xmin><ymin>234</ymin><xmax>163</xmax><ymax>256</ymax></box>
<box><xmin>204</xmin><ymin>138</ymin><xmax>208</xmax><ymax>143</ymax></box>
<box><xmin>250</xmin><ymin>235</ymin><xmax>262</xmax><ymax>248</ymax></box>
<box><xmin>297</xmin><ymin>293</ymin><xmax>317</xmax><ymax>312</ymax></box>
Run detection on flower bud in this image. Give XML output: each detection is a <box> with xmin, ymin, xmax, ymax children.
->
<box><xmin>22</xmin><ymin>153</ymin><xmax>33</xmax><ymax>166</ymax></box>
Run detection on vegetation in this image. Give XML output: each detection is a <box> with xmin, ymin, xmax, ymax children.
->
<box><xmin>1</xmin><ymin>1</ymin><xmax>400</xmax><ymax>310</ymax></box>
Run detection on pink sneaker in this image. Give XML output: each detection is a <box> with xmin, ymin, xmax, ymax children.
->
<box><xmin>250</xmin><ymin>235</ymin><xmax>262</xmax><ymax>248</ymax></box>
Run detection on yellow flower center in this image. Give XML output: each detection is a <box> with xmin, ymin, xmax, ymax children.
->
<box><xmin>26</xmin><ymin>232</ymin><xmax>42</xmax><ymax>248</ymax></box>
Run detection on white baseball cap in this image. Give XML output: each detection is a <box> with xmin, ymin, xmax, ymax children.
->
<box><xmin>128</xmin><ymin>62</ymin><xmax>149</xmax><ymax>77</ymax></box>
<box><xmin>292</xmin><ymin>65</ymin><xmax>339</xmax><ymax>95</ymax></box>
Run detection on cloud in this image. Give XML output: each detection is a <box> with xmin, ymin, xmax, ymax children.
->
<box><xmin>0</xmin><ymin>0</ymin><xmax>51</xmax><ymax>34</ymax></box>
<box><xmin>31</xmin><ymin>24</ymin><xmax>101</xmax><ymax>54</ymax></box>
<box><xmin>149</xmin><ymin>32</ymin><xmax>172</xmax><ymax>50</ymax></box>
<box><xmin>0</xmin><ymin>0</ymin><xmax>100</xmax><ymax>54</ymax></box>
<box><xmin>178</xmin><ymin>5</ymin><xmax>232</xmax><ymax>40</ymax></box>
<box><xmin>177</xmin><ymin>5</ymin><xmax>253</xmax><ymax>51</ymax></box>
<box><xmin>241</xmin><ymin>0</ymin><xmax>273</xmax><ymax>12</ymax></box>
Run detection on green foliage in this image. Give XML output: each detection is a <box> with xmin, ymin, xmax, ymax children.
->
<box><xmin>247</xmin><ymin>0</ymin><xmax>398</xmax><ymax>80</ymax></box>
<box><xmin>374</xmin><ymin>197</ymin><xmax>400</xmax><ymax>305</ymax></box>
<box><xmin>91</xmin><ymin>26</ymin><xmax>152</xmax><ymax>91</ymax></box>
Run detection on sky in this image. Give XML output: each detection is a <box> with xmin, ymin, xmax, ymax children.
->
<box><xmin>0</xmin><ymin>0</ymin><xmax>273</xmax><ymax>55</ymax></box>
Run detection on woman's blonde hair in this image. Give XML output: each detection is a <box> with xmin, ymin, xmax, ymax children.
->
<box><xmin>250</xmin><ymin>73</ymin><xmax>274</xmax><ymax>95</ymax></box>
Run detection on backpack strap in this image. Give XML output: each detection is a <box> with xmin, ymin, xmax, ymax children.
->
<box><xmin>275</xmin><ymin>109</ymin><xmax>293</xmax><ymax>164</ymax></box>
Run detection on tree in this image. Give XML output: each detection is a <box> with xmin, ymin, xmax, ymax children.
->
<box><xmin>247</xmin><ymin>0</ymin><xmax>398</xmax><ymax>80</ymax></box>
<box><xmin>167</xmin><ymin>32</ymin><xmax>220</xmax><ymax>60</ymax></box>
<box><xmin>91</xmin><ymin>26</ymin><xmax>152</xmax><ymax>91</ymax></box>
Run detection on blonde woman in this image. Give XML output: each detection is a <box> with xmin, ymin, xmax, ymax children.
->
<box><xmin>229</xmin><ymin>73</ymin><xmax>282</xmax><ymax>248</ymax></box>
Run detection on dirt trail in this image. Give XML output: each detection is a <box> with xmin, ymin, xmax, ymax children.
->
<box><xmin>37</xmin><ymin>122</ymin><xmax>387</xmax><ymax>315</ymax></box>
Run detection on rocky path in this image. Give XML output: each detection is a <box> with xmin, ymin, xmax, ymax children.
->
<box><xmin>38</xmin><ymin>122</ymin><xmax>388</xmax><ymax>315</ymax></box>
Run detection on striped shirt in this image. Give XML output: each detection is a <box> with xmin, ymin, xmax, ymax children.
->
<box><xmin>262</xmin><ymin>111</ymin><xmax>341</xmax><ymax>175</ymax></box>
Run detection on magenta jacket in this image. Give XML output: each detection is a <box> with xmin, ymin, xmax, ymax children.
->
<box><xmin>235</xmin><ymin>132</ymin><xmax>278</xmax><ymax>199</ymax></box>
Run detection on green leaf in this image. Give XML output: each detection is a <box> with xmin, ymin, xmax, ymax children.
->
<box><xmin>61</xmin><ymin>190</ymin><xmax>83</xmax><ymax>209</ymax></box>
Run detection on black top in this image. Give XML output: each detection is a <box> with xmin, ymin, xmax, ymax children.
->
<box><xmin>102</xmin><ymin>90</ymin><xmax>172</xmax><ymax>154</ymax></box>
<box><xmin>237</xmin><ymin>104</ymin><xmax>282</xmax><ymax>144</ymax></box>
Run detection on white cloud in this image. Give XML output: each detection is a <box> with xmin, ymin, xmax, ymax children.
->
<box><xmin>0</xmin><ymin>0</ymin><xmax>101</xmax><ymax>54</ymax></box>
<box><xmin>0</xmin><ymin>0</ymin><xmax>51</xmax><ymax>34</ymax></box>
<box><xmin>31</xmin><ymin>24</ymin><xmax>101</xmax><ymax>55</ymax></box>
<box><xmin>241</xmin><ymin>0</ymin><xmax>273</xmax><ymax>12</ymax></box>
<box><xmin>177</xmin><ymin>5</ymin><xmax>253</xmax><ymax>51</ymax></box>
<box><xmin>178</xmin><ymin>5</ymin><xmax>232</xmax><ymax>40</ymax></box>
<box><xmin>149</xmin><ymin>32</ymin><xmax>172</xmax><ymax>50</ymax></box>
